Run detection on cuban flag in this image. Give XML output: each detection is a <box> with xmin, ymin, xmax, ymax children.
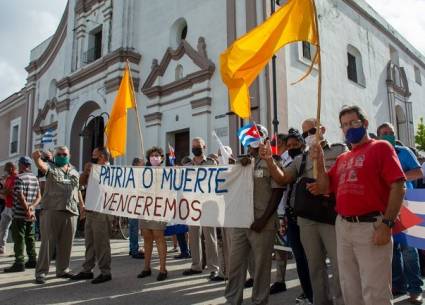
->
<box><xmin>237</xmin><ymin>123</ymin><xmax>261</xmax><ymax>147</ymax></box>
<box><xmin>41</xmin><ymin>129</ymin><xmax>53</xmax><ymax>145</ymax></box>
<box><xmin>168</xmin><ymin>143</ymin><xmax>176</xmax><ymax>166</ymax></box>
<box><xmin>393</xmin><ymin>189</ymin><xmax>425</xmax><ymax>250</ymax></box>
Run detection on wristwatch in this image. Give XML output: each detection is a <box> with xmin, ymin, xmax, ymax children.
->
<box><xmin>382</xmin><ymin>218</ymin><xmax>395</xmax><ymax>228</ymax></box>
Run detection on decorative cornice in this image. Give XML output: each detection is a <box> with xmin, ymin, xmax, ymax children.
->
<box><xmin>57</xmin><ymin>48</ymin><xmax>142</xmax><ymax>90</ymax></box>
<box><xmin>33</xmin><ymin>98</ymin><xmax>69</xmax><ymax>134</ymax></box>
<box><xmin>105</xmin><ymin>76</ymin><xmax>140</xmax><ymax>94</ymax></box>
<box><xmin>386</xmin><ymin>61</ymin><xmax>411</xmax><ymax>98</ymax></box>
<box><xmin>191</xmin><ymin>97</ymin><xmax>212</xmax><ymax>109</ymax></box>
<box><xmin>144</xmin><ymin>112</ymin><xmax>162</xmax><ymax>123</ymax></box>
<box><xmin>56</xmin><ymin>99</ymin><xmax>71</xmax><ymax>113</ymax></box>
<box><xmin>142</xmin><ymin>37</ymin><xmax>215</xmax><ymax>99</ymax></box>
<box><xmin>75</xmin><ymin>0</ymin><xmax>104</xmax><ymax>15</ymax></box>
<box><xmin>34</xmin><ymin>121</ymin><xmax>58</xmax><ymax>135</ymax></box>
<box><xmin>25</xmin><ymin>2</ymin><xmax>69</xmax><ymax>78</ymax></box>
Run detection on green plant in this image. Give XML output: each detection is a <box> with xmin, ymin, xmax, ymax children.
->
<box><xmin>415</xmin><ymin>117</ymin><xmax>425</xmax><ymax>151</ymax></box>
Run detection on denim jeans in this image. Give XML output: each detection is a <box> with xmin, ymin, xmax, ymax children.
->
<box><xmin>176</xmin><ymin>233</ymin><xmax>189</xmax><ymax>256</ymax></box>
<box><xmin>392</xmin><ymin>241</ymin><xmax>424</xmax><ymax>294</ymax></box>
<box><xmin>128</xmin><ymin>218</ymin><xmax>139</xmax><ymax>255</ymax></box>
<box><xmin>287</xmin><ymin>217</ymin><xmax>313</xmax><ymax>301</ymax></box>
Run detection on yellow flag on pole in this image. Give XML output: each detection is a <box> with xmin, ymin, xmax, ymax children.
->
<box><xmin>105</xmin><ymin>64</ymin><xmax>136</xmax><ymax>158</ymax></box>
<box><xmin>220</xmin><ymin>0</ymin><xmax>318</xmax><ymax>119</ymax></box>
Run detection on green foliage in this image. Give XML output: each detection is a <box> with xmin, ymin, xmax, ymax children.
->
<box><xmin>415</xmin><ymin>117</ymin><xmax>425</xmax><ymax>151</ymax></box>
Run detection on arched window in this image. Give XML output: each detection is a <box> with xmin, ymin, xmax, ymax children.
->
<box><xmin>347</xmin><ymin>45</ymin><xmax>366</xmax><ymax>87</ymax></box>
<box><xmin>48</xmin><ymin>79</ymin><xmax>57</xmax><ymax>99</ymax></box>
<box><xmin>170</xmin><ymin>18</ymin><xmax>188</xmax><ymax>49</ymax></box>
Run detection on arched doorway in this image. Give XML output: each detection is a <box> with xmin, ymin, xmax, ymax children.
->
<box><xmin>395</xmin><ymin>105</ymin><xmax>408</xmax><ymax>145</ymax></box>
<box><xmin>70</xmin><ymin>101</ymin><xmax>103</xmax><ymax>170</ymax></box>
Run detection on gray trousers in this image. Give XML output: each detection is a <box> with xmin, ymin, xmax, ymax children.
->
<box><xmin>35</xmin><ymin>210</ymin><xmax>77</xmax><ymax>278</ymax></box>
<box><xmin>298</xmin><ymin>217</ymin><xmax>344</xmax><ymax>305</ymax></box>
<box><xmin>0</xmin><ymin>207</ymin><xmax>13</xmax><ymax>249</ymax></box>
<box><xmin>225</xmin><ymin>228</ymin><xmax>275</xmax><ymax>305</ymax></box>
<box><xmin>82</xmin><ymin>212</ymin><xmax>111</xmax><ymax>275</ymax></box>
<box><xmin>188</xmin><ymin>225</ymin><xmax>219</xmax><ymax>272</ymax></box>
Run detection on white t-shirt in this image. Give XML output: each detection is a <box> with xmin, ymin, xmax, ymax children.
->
<box><xmin>277</xmin><ymin>151</ymin><xmax>293</xmax><ymax>217</ymax></box>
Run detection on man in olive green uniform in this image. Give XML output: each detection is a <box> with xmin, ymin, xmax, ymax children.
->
<box><xmin>225</xmin><ymin>126</ymin><xmax>284</xmax><ymax>305</ymax></box>
<box><xmin>33</xmin><ymin>146</ymin><xmax>80</xmax><ymax>284</ymax></box>
<box><xmin>262</xmin><ymin>119</ymin><xmax>347</xmax><ymax>305</ymax></box>
<box><xmin>71</xmin><ymin>147</ymin><xmax>112</xmax><ymax>284</ymax></box>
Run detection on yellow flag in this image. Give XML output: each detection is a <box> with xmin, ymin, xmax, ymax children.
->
<box><xmin>220</xmin><ymin>0</ymin><xmax>318</xmax><ymax>119</ymax></box>
<box><xmin>105</xmin><ymin>64</ymin><xmax>137</xmax><ymax>158</ymax></box>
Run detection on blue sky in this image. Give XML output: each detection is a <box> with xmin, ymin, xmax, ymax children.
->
<box><xmin>0</xmin><ymin>0</ymin><xmax>423</xmax><ymax>101</ymax></box>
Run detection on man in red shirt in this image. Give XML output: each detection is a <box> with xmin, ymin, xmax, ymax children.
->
<box><xmin>0</xmin><ymin>162</ymin><xmax>18</xmax><ymax>254</ymax></box>
<box><xmin>311</xmin><ymin>106</ymin><xmax>406</xmax><ymax>305</ymax></box>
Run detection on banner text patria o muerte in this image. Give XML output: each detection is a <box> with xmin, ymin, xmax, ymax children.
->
<box><xmin>85</xmin><ymin>164</ymin><xmax>254</xmax><ymax>228</ymax></box>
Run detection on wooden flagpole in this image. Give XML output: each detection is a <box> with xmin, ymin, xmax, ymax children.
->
<box><xmin>126</xmin><ymin>59</ymin><xmax>145</xmax><ymax>159</ymax></box>
<box><xmin>312</xmin><ymin>0</ymin><xmax>322</xmax><ymax>178</ymax></box>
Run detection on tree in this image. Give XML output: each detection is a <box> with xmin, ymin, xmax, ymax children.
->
<box><xmin>415</xmin><ymin>117</ymin><xmax>425</xmax><ymax>151</ymax></box>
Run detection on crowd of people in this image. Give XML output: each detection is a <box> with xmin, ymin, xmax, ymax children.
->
<box><xmin>0</xmin><ymin>105</ymin><xmax>424</xmax><ymax>305</ymax></box>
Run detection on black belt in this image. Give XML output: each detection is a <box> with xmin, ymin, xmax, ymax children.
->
<box><xmin>341</xmin><ymin>211</ymin><xmax>382</xmax><ymax>223</ymax></box>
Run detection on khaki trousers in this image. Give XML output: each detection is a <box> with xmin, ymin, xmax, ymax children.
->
<box><xmin>188</xmin><ymin>225</ymin><xmax>219</xmax><ymax>272</ymax></box>
<box><xmin>82</xmin><ymin>212</ymin><xmax>112</xmax><ymax>275</ymax></box>
<box><xmin>35</xmin><ymin>210</ymin><xmax>77</xmax><ymax>278</ymax></box>
<box><xmin>298</xmin><ymin>217</ymin><xmax>344</xmax><ymax>305</ymax></box>
<box><xmin>225</xmin><ymin>228</ymin><xmax>275</xmax><ymax>305</ymax></box>
<box><xmin>336</xmin><ymin>215</ymin><xmax>392</xmax><ymax>305</ymax></box>
<box><xmin>218</xmin><ymin>228</ymin><xmax>233</xmax><ymax>278</ymax></box>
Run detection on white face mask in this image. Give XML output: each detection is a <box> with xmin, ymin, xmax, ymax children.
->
<box><xmin>305</xmin><ymin>135</ymin><xmax>316</xmax><ymax>148</ymax></box>
<box><xmin>250</xmin><ymin>141</ymin><xmax>260</xmax><ymax>149</ymax></box>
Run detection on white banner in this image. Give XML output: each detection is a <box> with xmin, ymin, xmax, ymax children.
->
<box><xmin>85</xmin><ymin>164</ymin><xmax>254</xmax><ymax>228</ymax></box>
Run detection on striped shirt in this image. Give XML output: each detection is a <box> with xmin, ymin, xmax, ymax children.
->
<box><xmin>13</xmin><ymin>171</ymin><xmax>40</xmax><ymax>220</ymax></box>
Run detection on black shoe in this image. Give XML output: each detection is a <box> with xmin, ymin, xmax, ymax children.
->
<box><xmin>157</xmin><ymin>271</ymin><xmax>168</xmax><ymax>281</ymax></box>
<box><xmin>4</xmin><ymin>264</ymin><xmax>25</xmax><ymax>273</ymax></box>
<box><xmin>174</xmin><ymin>253</ymin><xmax>191</xmax><ymax>259</ymax></box>
<box><xmin>35</xmin><ymin>277</ymin><xmax>46</xmax><ymax>284</ymax></box>
<box><xmin>210</xmin><ymin>275</ymin><xmax>225</xmax><ymax>282</ymax></box>
<box><xmin>91</xmin><ymin>274</ymin><xmax>112</xmax><ymax>284</ymax></box>
<box><xmin>182</xmin><ymin>269</ymin><xmax>202</xmax><ymax>276</ymax></box>
<box><xmin>70</xmin><ymin>272</ymin><xmax>94</xmax><ymax>281</ymax></box>
<box><xmin>270</xmin><ymin>281</ymin><xmax>287</xmax><ymax>294</ymax></box>
<box><xmin>131</xmin><ymin>253</ymin><xmax>144</xmax><ymax>259</ymax></box>
<box><xmin>24</xmin><ymin>260</ymin><xmax>37</xmax><ymax>269</ymax></box>
<box><xmin>57</xmin><ymin>272</ymin><xmax>75</xmax><ymax>279</ymax></box>
<box><xmin>244</xmin><ymin>278</ymin><xmax>254</xmax><ymax>288</ymax></box>
<box><xmin>137</xmin><ymin>270</ymin><xmax>152</xmax><ymax>278</ymax></box>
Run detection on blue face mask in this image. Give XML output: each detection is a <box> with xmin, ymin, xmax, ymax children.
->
<box><xmin>345</xmin><ymin>126</ymin><xmax>366</xmax><ymax>144</ymax></box>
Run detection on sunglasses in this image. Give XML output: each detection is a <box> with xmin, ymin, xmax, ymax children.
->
<box><xmin>56</xmin><ymin>153</ymin><xmax>68</xmax><ymax>157</ymax></box>
<box><xmin>302</xmin><ymin>127</ymin><xmax>317</xmax><ymax>139</ymax></box>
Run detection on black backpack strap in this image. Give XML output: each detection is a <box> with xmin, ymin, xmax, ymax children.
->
<box><xmin>297</xmin><ymin>152</ymin><xmax>308</xmax><ymax>181</ymax></box>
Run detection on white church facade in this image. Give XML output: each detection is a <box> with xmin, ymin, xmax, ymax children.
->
<box><xmin>1</xmin><ymin>0</ymin><xmax>425</xmax><ymax>170</ymax></box>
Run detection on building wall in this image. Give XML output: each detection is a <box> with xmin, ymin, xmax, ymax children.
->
<box><xmin>0</xmin><ymin>92</ymin><xmax>28</xmax><ymax>171</ymax></box>
<box><xmin>282</xmin><ymin>0</ymin><xmax>425</xmax><ymax>145</ymax></box>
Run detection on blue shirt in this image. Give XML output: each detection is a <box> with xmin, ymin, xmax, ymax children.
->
<box><xmin>395</xmin><ymin>145</ymin><xmax>420</xmax><ymax>189</ymax></box>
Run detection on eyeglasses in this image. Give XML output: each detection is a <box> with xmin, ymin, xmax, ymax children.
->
<box><xmin>340</xmin><ymin>119</ymin><xmax>363</xmax><ymax>129</ymax></box>
<box><xmin>302</xmin><ymin>127</ymin><xmax>317</xmax><ymax>139</ymax></box>
<box><xmin>56</xmin><ymin>153</ymin><xmax>68</xmax><ymax>157</ymax></box>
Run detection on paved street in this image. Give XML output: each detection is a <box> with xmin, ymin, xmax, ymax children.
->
<box><xmin>0</xmin><ymin>239</ymin><xmax>420</xmax><ymax>305</ymax></box>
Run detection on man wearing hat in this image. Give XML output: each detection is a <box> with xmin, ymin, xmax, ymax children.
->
<box><xmin>4</xmin><ymin>156</ymin><xmax>41</xmax><ymax>272</ymax></box>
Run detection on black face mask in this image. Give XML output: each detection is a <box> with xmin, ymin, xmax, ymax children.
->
<box><xmin>288</xmin><ymin>148</ymin><xmax>302</xmax><ymax>158</ymax></box>
<box><xmin>192</xmin><ymin>147</ymin><xmax>203</xmax><ymax>157</ymax></box>
<box><xmin>91</xmin><ymin>158</ymin><xmax>99</xmax><ymax>164</ymax></box>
